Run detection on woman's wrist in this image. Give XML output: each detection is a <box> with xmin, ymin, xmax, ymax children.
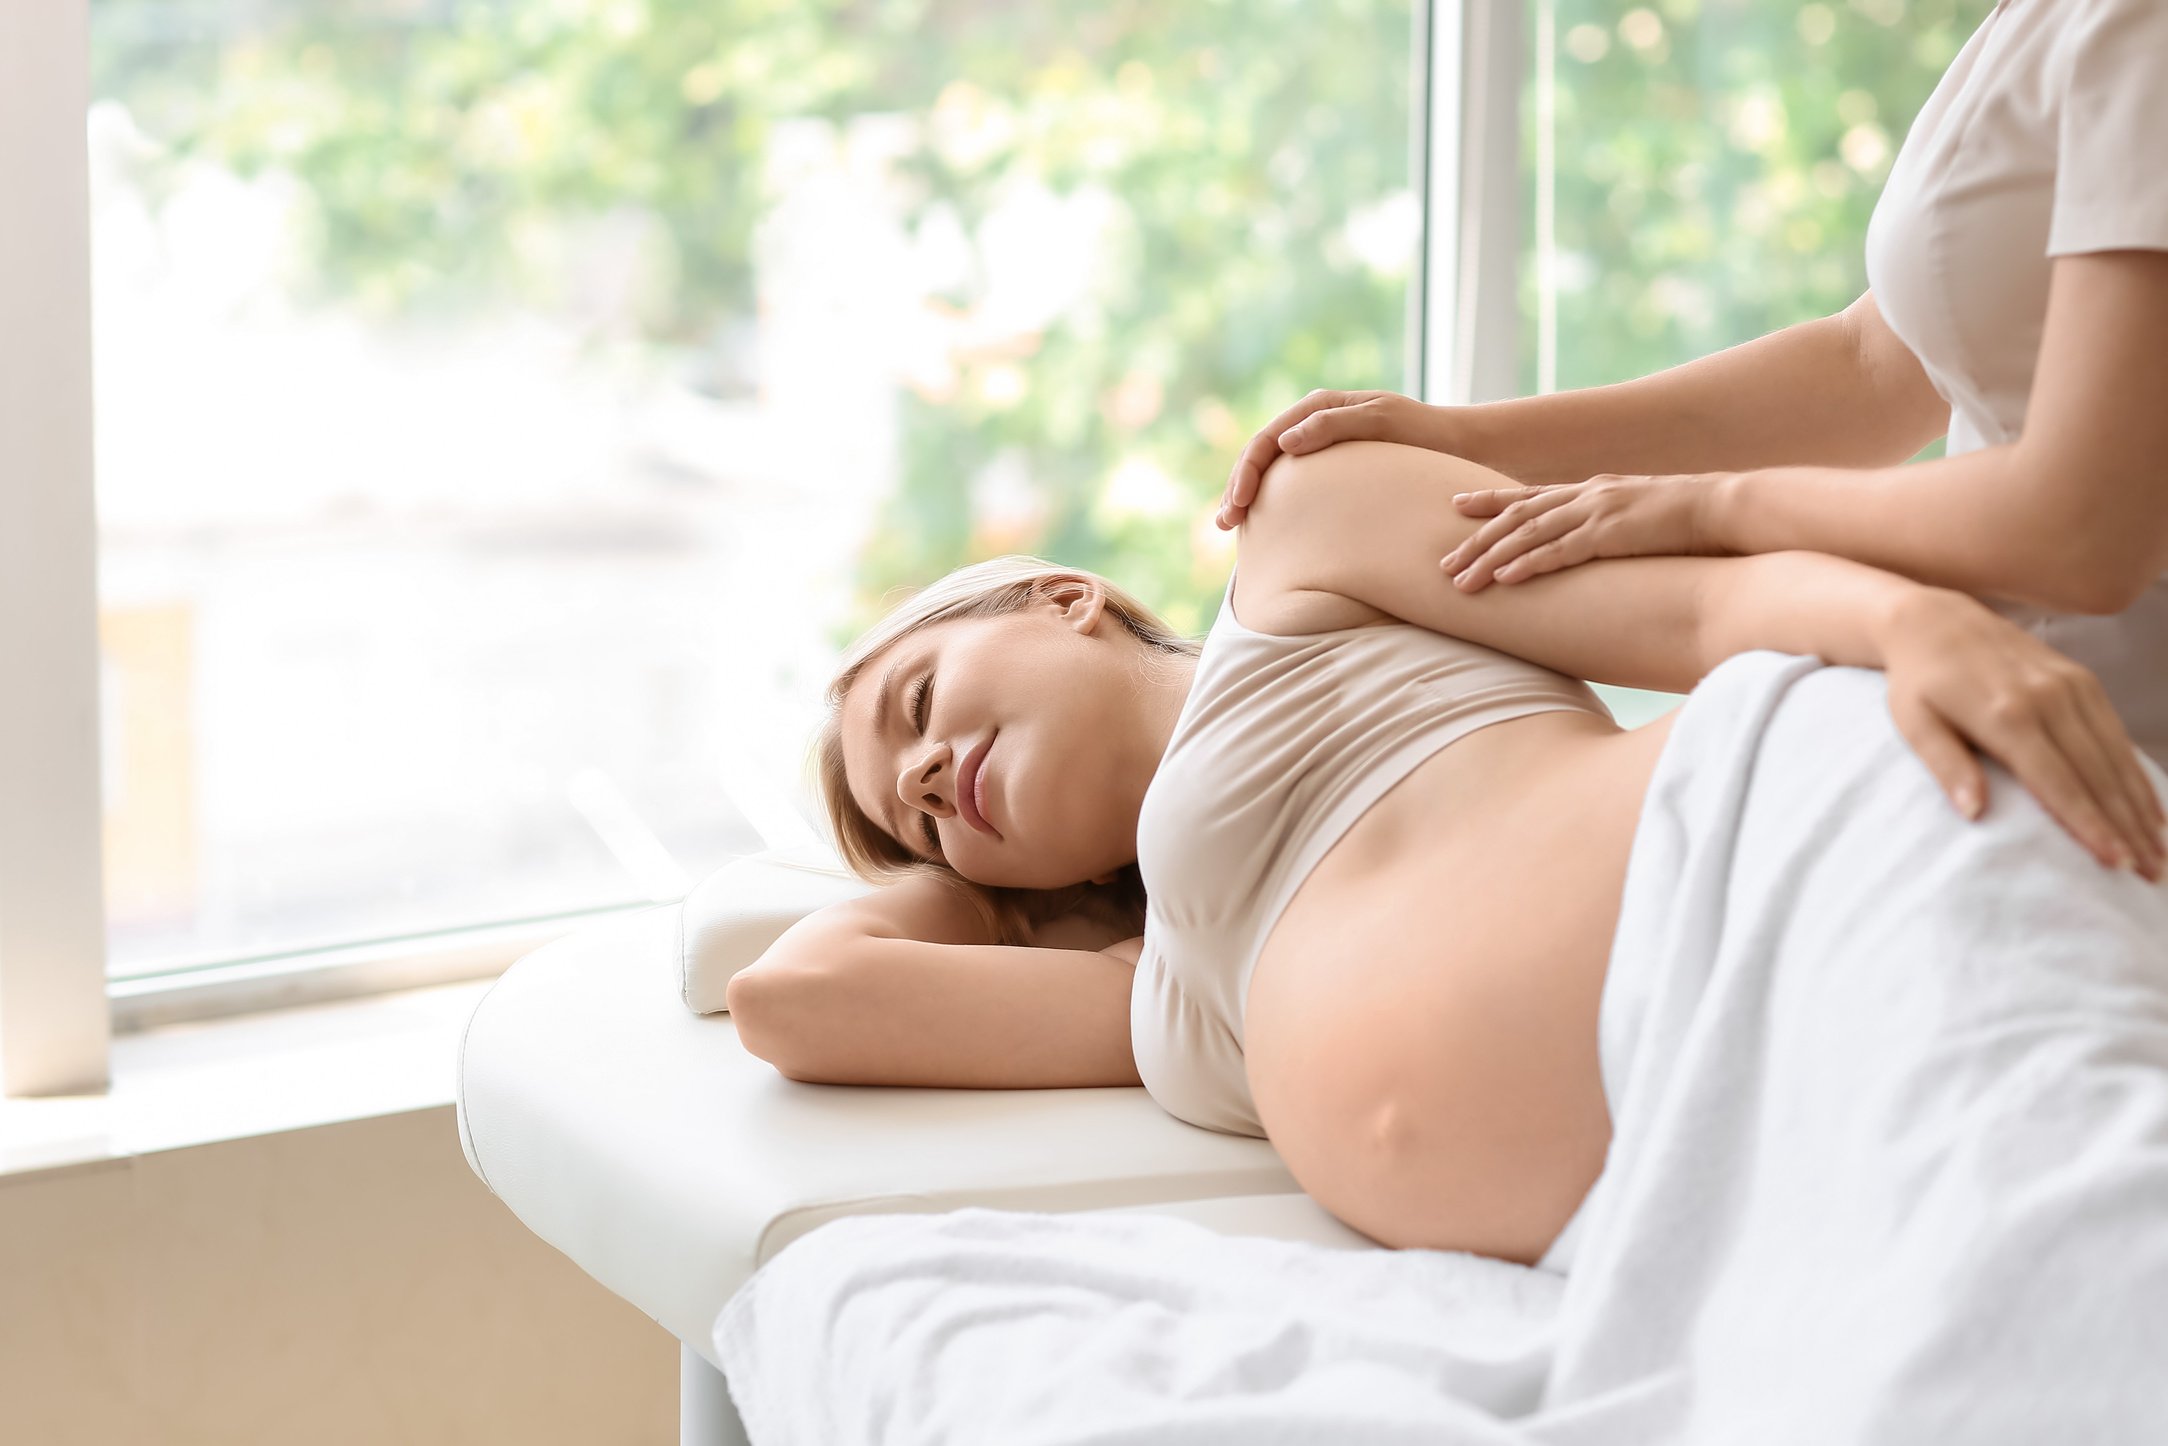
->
<box><xmin>1869</xmin><ymin>582</ymin><xmax>1979</xmax><ymax>667</ymax></box>
<box><xmin>1446</xmin><ymin>396</ymin><xmax>1621</xmax><ymax>485</ymax></box>
<box><xmin>1704</xmin><ymin>549</ymin><xmax>1930</xmax><ymax>675</ymax></box>
<box><xmin>1441</xmin><ymin>402</ymin><xmax>1525</xmax><ymax>474</ymax></box>
<box><xmin>1407</xmin><ymin>396</ymin><xmax>1479</xmax><ymax>460</ymax></box>
<box><xmin>1704</xmin><ymin>469</ymin><xmax>1760</xmax><ymax>554</ymax></box>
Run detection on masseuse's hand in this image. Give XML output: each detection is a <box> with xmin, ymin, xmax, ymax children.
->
<box><xmin>1440</xmin><ymin>472</ymin><xmax>1733</xmax><ymax>591</ymax></box>
<box><xmin>1217</xmin><ymin>389</ymin><xmax>1457</xmax><ymax>529</ymax></box>
<box><xmin>1879</xmin><ymin>589</ymin><xmax>2167</xmax><ymax>880</ymax></box>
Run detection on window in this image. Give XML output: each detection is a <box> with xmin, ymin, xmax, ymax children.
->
<box><xmin>8</xmin><ymin>0</ymin><xmax>1996</xmax><ymax>1074</ymax></box>
<box><xmin>85</xmin><ymin>0</ymin><xmax>1423</xmax><ymax>980</ymax></box>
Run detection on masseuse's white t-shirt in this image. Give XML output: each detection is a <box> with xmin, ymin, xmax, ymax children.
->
<box><xmin>1864</xmin><ymin>0</ymin><xmax>2168</xmax><ymax>772</ymax></box>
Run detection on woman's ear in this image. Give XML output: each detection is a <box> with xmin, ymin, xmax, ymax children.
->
<box><xmin>1037</xmin><ymin>575</ymin><xmax>1108</xmax><ymax>632</ymax></box>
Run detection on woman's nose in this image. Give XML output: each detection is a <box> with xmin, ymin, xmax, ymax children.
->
<box><xmin>900</xmin><ymin>745</ymin><xmax>954</xmax><ymax>814</ymax></box>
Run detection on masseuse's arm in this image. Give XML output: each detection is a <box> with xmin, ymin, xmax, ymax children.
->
<box><xmin>1447</xmin><ymin>253</ymin><xmax>2168</xmax><ymax>616</ymax></box>
<box><xmin>1703</xmin><ymin>253</ymin><xmax>2168</xmax><ymax>613</ymax></box>
<box><xmin>726</xmin><ymin>870</ymin><xmax>1145</xmax><ymax>1090</ymax></box>
<box><xmin>1217</xmin><ymin>290</ymin><xmax>1949</xmax><ymax>524</ymax></box>
<box><xmin>1245</xmin><ymin>440</ymin><xmax>2164</xmax><ymax>877</ymax></box>
<box><xmin>1472</xmin><ymin>290</ymin><xmax>1952</xmax><ymax>483</ymax></box>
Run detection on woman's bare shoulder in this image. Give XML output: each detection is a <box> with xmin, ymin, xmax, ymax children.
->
<box><xmin>1229</xmin><ymin>441</ymin><xmax>1512</xmax><ymax>638</ymax></box>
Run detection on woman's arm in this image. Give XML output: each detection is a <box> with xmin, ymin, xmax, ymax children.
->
<box><xmin>726</xmin><ymin>872</ymin><xmax>1143</xmax><ymax>1089</ymax></box>
<box><xmin>1246</xmin><ymin>441</ymin><xmax>1908</xmax><ymax>693</ymax></box>
<box><xmin>1458</xmin><ymin>291</ymin><xmax>1951</xmax><ymax>485</ymax></box>
<box><xmin>1445</xmin><ymin>253</ymin><xmax>2168</xmax><ymax>615</ymax></box>
<box><xmin>1706</xmin><ymin>252</ymin><xmax>2168</xmax><ymax>614</ymax></box>
<box><xmin>1242</xmin><ymin>440</ymin><xmax>2165</xmax><ymax>875</ymax></box>
<box><xmin>1217</xmin><ymin>291</ymin><xmax>1947</xmax><ymax>525</ymax></box>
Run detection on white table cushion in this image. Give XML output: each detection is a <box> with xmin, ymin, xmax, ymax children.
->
<box><xmin>456</xmin><ymin>863</ymin><xmax>1316</xmax><ymax>1371</ymax></box>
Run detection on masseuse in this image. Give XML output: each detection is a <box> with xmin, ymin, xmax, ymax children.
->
<box><xmin>1218</xmin><ymin>0</ymin><xmax>2168</xmax><ymax>866</ymax></box>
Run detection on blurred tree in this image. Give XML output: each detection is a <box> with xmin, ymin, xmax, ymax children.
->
<box><xmin>93</xmin><ymin>0</ymin><xmax>1416</xmax><ymax>642</ymax></box>
<box><xmin>1528</xmin><ymin>0</ymin><xmax>1988</xmax><ymax>440</ymax></box>
<box><xmin>93</xmin><ymin>0</ymin><xmax>1988</xmax><ymax>643</ymax></box>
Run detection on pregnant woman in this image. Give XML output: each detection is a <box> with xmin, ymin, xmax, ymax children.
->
<box><xmin>724</xmin><ymin>438</ymin><xmax>2166</xmax><ymax>1270</ymax></box>
<box><xmin>1220</xmin><ymin>0</ymin><xmax>2168</xmax><ymax>781</ymax></box>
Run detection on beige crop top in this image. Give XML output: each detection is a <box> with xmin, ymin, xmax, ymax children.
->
<box><xmin>1129</xmin><ymin>566</ymin><xmax>1613</xmax><ymax>1137</ymax></box>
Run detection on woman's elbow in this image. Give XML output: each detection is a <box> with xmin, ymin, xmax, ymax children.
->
<box><xmin>726</xmin><ymin>965</ymin><xmax>822</xmax><ymax>1077</ymax></box>
<box><xmin>2047</xmin><ymin>555</ymin><xmax>2159</xmax><ymax>616</ymax></box>
<box><xmin>2016</xmin><ymin>461</ymin><xmax>2167</xmax><ymax>614</ymax></box>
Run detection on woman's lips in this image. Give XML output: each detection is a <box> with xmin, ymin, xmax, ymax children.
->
<box><xmin>959</xmin><ymin>733</ymin><xmax>999</xmax><ymax>838</ymax></box>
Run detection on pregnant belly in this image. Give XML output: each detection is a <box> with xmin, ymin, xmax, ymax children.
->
<box><xmin>1242</xmin><ymin>710</ymin><xmax>1671</xmax><ymax>1266</ymax></box>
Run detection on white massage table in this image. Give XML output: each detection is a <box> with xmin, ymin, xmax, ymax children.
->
<box><xmin>454</xmin><ymin>840</ymin><xmax>1384</xmax><ymax>1444</ymax></box>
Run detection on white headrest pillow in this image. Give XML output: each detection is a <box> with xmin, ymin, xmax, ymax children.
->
<box><xmin>677</xmin><ymin>841</ymin><xmax>875</xmax><ymax>1014</ymax></box>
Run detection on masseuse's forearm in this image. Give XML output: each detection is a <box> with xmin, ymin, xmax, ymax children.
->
<box><xmin>1457</xmin><ymin>310</ymin><xmax>1941</xmax><ymax>486</ymax></box>
<box><xmin>1713</xmin><ymin>444</ymin><xmax>2161</xmax><ymax>617</ymax></box>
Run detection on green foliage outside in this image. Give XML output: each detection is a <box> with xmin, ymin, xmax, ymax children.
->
<box><xmin>1527</xmin><ymin>0</ymin><xmax>1985</xmax><ymax>724</ymax></box>
<box><xmin>94</xmin><ymin>0</ymin><xmax>1987</xmax><ymax>645</ymax></box>
<box><xmin>94</xmin><ymin>0</ymin><xmax>1416</xmax><ymax>645</ymax></box>
<box><xmin>1533</xmin><ymin>0</ymin><xmax>1986</xmax><ymax>438</ymax></box>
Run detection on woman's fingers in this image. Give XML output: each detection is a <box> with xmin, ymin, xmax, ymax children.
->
<box><xmin>1882</xmin><ymin>593</ymin><xmax>2160</xmax><ymax>877</ymax></box>
<box><xmin>1221</xmin><ymin>391</ymin><xmax>1344</xmax><ymax>523</ymax></box>
<box><xmin>2081</xmin><ymin>693</ymin><xmax>2167</xmax><ymax>869</ymax></box>
<box><xmin>2043</xmin><ymin>692</ymin><xmax>2158</xmax><ymax>878</ymax></box>
<box><xmin>2142</xmin><ymin>749</ymin><xmax>2168</xmax><ymax>833</ymax></box>
<box><xmin>1977</xmin><ymin>689</ymin><xmax>2142</xmax><ymax>873</ymax></box>
<box><xmin>2055</xmin><ymin>677</ymin><xmax>2167</xmax><ymax>875</ymax></box>
<box><xmin>1889</xmin><ymin>693</ymin><xmax>1990</xmax><ymax>823</ymax></box>
<box><xmin>2099</xmin><ymin>679</ymin><xmax>2168</xmax><ymax>834</ymax></box>
<box><xmin>1492</xmin><ymin>535</ymin><xmax>1600</xmax><ymax>585</ymax></box>
<box><xmin>1453</xmin><ymin>486</ymin><xmax>1554</xmax><ymax>517</ymax></box>
<box><xmin>1439</xmin><ymin>491</ymin><xmax>1579</xmax><ymax>585</ymax></box>
<box><xmin>1277</xmin><ymin>397</ymin><xmax>1386</xmax><ymax>454</ymax></box>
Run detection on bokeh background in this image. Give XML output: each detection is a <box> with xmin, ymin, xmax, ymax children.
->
<box><xmin>85</xmin><ymin>0</ymin><xmax>1988</xmax><ymax>975</ymax></box>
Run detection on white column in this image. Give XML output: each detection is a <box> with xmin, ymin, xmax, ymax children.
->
<box><xmin>1419</xmin><ymin>0</ymin><xmax>1526</xmax><ymax>406</ymax></box>
<box><xmin>1534</xmin><ymin>0</ymin><xmax>1559</xmax><ymax>396</ymax></box>
<box><xmin>0</xmin><ymin>0</ymin><xmax>113</xmax><ymax>1095</ymax></box>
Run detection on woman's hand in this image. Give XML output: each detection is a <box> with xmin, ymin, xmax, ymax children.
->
<box><xmin>1217</xmin><ymin>389</ymin><xmax>1456</xmax><ymax>529</ymax></box>
<box><xmin>1440</xmin><ymin>473</ymin><xmax>1733</xmax><ymax>591</ymax></box>
<box><xmin>1877</xmin><ymin>589</ymin><xmax>2166</xmax><ymax>880</ymax></box>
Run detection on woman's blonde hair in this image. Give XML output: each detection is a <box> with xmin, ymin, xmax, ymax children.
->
<box><xmin>809</xmin><ymin>554</ymin><xmax>1203</xmax><ymax>947</ymax></box>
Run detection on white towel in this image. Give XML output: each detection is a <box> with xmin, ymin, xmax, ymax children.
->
<box><xmin>715</xmin><ymin>651</ymin><xmax>2168</xmax><ymax>1444</ymax></box>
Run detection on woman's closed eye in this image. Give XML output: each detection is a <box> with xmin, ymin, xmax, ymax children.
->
<box><xmin>909</xmin><ymin>673</ymin><xmax>942</xmax><ymax>855</ymax></box>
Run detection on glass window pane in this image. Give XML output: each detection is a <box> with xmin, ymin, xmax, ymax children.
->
<box><xmin>1523</xmin><ymin>0</ymin><xmax>1985</xmax><ymax>726</ymax></box>
<box><xmin>89</xmin><ymin>0</ymin><xmax>1420</xmax><ymax>979</ymax></box>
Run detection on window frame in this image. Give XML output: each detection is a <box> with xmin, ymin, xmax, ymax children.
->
<box><xmin>0</xmin><ymin>0</ymin><xmax>1513</xmax><ymax>1086</ymax></box>
<box><xmin>1420</xmin><ymin>0</ymin><xmax>1525</xmax><ymax>407</ymax></box>
<box><xmin>2</xmin><ymin>0</ymin><xmax>111</xmax><ymax>1094</ymax></box>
